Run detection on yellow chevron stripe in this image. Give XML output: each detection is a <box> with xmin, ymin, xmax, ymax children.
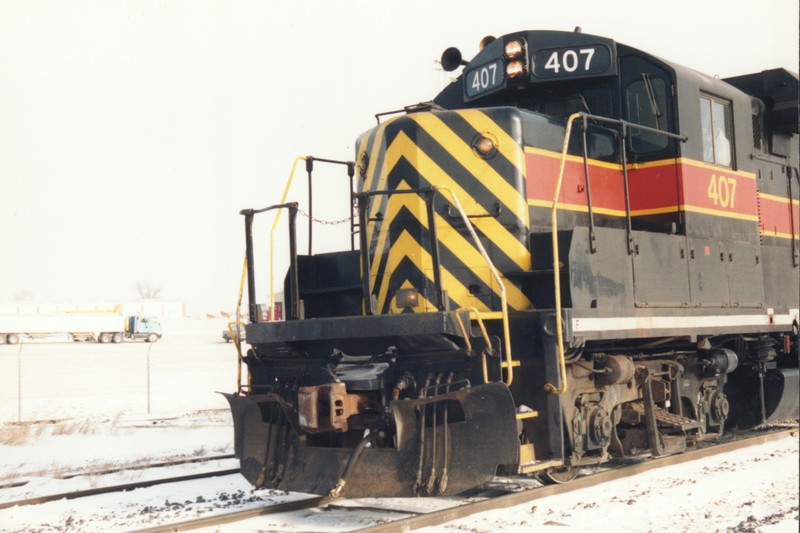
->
<box><xmin>362</xmin><ymin>119</ymin><xmax>394</xmax><ymax>193</ymax></box>
<box><xmin>371</xmin><ymin>186</ymin><xmax>531</xmax><ymax>310</ymax></box>
<box><xmin>456</xmin><ymin>109</ymin><xmax>532</xmax><ymax>229</ymax></box>
<box><xmin>433</xmin><ymin>265</ymin><xmax>491</xmax><ymax>312</ymax></box>
<box><xmin>380</xmin><ymin>130</ymin><xmax>531</xmax><ymax>271</ymax></box>
<box><xmin>434</xmin><ymin>216</ymin><xmax>532</xmax><ymax>310</ymax></box>
<box><xmin>377</xmin><ymin>230</ymin><xmax>492</xmax><ymax>313</ymax></box>
<box><xmin>456</xmin><ymin>109</ymin><xmax>522</xmax><ymax>167</ymax></box>
<box><xmin>373</xmin><ymin>185</ymin><xmax>431</xmax><ymax>310</ymax></box>
<box><xmin>376</xmin><ymin>230</ymin><xmax>419</xmax><ymax>312</ymax></box>
<box><xmin>370</xmin><ymin>180</ymin><xmax>427</xmax><ymax>282</ymax></box>
<box><xmin>389</xmin><ymin>279</ymin><xmax>437</xmax><ymax>314</ymax></box>
<box><xmin>362</xmin><ymin>113</ymin><xmax>533</xmax><ymax>313</ymax></box>
<box><xmin>361</xmin><ymin>120</ymin><xmax>397</xmax><ymax>232</ymax></box>
<box><xmin>408</xmin><ymin>113</ymin><xmax>530</xmax><ymax>224</ymax></box>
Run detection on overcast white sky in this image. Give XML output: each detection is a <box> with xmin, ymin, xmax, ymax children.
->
<box><xmin>1</xmin><ymin>0</ymin><xmax>797</xmax><ymax>313</ymax></box>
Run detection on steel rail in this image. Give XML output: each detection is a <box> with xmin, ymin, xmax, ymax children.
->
<box><xmin>122</xmin><ymin>427</ymin><xmax>796</xmax><ymax>533</ymax></box>
<box><xmin>0</xmin><ymin>466</ymin><xmax>239</xmax><ymax>511</ymax></box>
<box><xmin>352</xmin><ymin>427</ymin><xmax>797</xmax><ymax>533</ymax></box>
<box><xmin>133</xmin><ymin>495</ymin><xmax>335</xmax><ymax>533</ymax></box>
<box><xmin>55</xmin><ymin>454</ymin><xmax>236</xmax><ymax>479</ymax></box>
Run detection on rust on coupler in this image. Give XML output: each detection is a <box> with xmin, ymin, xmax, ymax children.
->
<box><xmin>297</xmin><ymin>383</ymin><xmax>371</xmax><ymax>433</ymax></box>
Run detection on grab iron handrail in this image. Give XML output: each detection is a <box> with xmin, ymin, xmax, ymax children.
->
<box><xmin>545</xmin><ymin>112</ymin><xmax>688</xmax><ymax>395</ymax></box>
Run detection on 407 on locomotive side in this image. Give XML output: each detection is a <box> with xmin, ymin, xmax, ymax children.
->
<box><xmin>225</xmin><ymin>29</ymin><xmax>799</xmax><ymax>497</ymax></box>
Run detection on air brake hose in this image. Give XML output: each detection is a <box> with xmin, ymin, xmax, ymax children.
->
<box><xmin>329</xmin><ymin>430</ymin><xmax>386</xmax><ymax>498</ymax></box>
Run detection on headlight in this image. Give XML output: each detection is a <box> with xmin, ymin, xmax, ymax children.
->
<box><xmin>395</xmin><ymin>288</ymin><xmax>420</xmax><ymax>308</ymax></box>
<box><xmin>505</xmin><ymin>60</ymin><xmax>526</xmax><ymax>78</ymax></box>
<box><xmin>472</xmin><ymin>133</ymin><xmax>498</xmax><ymax>158</ymax></box>
<box><xmin>504</xmin><ymin>39</ymin><xmax>524</xmax><ymax>59</ymax></box>
<box><xmin>476</xmin><ymin>136</ymin><xmax>495</xmax><ymax>155</ymax></box>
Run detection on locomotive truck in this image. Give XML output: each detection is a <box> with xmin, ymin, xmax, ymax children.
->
<box><xmin>225</xmin><ymin>29</ymin><xmax>799</xmax><ymax>497</ymax></box>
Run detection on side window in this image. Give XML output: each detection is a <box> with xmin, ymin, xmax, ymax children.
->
<box><xmin>700</xmin><ymin>95</ymin><xmax>733</xmax><ymax>167</ymax></box>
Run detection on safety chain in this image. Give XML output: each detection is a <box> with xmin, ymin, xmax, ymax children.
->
<box><xmin>297</xmin><ymin>208</ymin><xmax>353</xmax><ymax>225</ymax></box>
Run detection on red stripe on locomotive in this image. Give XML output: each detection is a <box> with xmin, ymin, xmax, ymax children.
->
<box><xmin>525</xmin><ymin>150</ymin><xmax>626</xmax><ymax>213</ymax></box>
<box><xmin>758</xmin><ymin>194</ymin><xmax>800</xmax><ymax>238</ymax></box>
<box><xmin>525</xmin><ymin>149</ymin><xmax>762</xmax><ymax>222</ymax></box>
<box><xmin>676</xmin><ymin>163</ymin><xmax>758</xmax><ymax>220</ymax></box>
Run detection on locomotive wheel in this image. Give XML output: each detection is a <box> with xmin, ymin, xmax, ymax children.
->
<box><xmin>536</xmin><ymin>465</ymin><xmax>580</xmax><ymax>484</ymax></box>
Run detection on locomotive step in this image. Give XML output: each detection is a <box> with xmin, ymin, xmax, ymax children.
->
<box><xmin>654</xmin><ymin>407</ymin><xmax>702</xmax><ymax>431</ymax></box>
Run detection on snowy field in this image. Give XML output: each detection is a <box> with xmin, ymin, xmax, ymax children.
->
<box><xmin>0</xmin><ymin>320</ymin><xmax>797</xmax><ymax>532</ymax></box>
<box><xmin>0</xmin><ymin>318</ymin><xmax>239</xmax><ymax>422</ymax></box>
<box><xmin>0</xmin><ymin>418</ymin><xmax>796</xmax><ymax>532</ymax></box>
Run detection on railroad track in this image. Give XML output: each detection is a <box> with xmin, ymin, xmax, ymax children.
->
<box><xmin>0</xmin><ymin>455</ymin><xmax>237</xmax><ymax>510</ymax></box>
<box><xmin>129</xmin><ymin>426</ymin><xmax>796</xmax><ymax>533</ymax></box>
<box><xmin>134</xmin><ymin>494</ymin><xmax>434</xmax><ymax>533</ymax></box>
<box><xmin>55</xmin><ymin>453</ymin><xmax>236</xmax><ymax>479</ymax></box>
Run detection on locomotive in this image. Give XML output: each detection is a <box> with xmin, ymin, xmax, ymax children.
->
<box><xmin>225</xmin><ymin>29</ymin><xmax>799</xmax><ymax>497</ymax></box>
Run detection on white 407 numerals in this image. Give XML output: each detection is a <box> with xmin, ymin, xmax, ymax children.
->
<box><xmin>471</xmin><ymin>63</ymin><xmax>498</xmax><ymax>93</ymax></box>
<box><xmin>544</xmin><ymin>48</ymin><xmax>595</xmax><ymax>74</ymax></box>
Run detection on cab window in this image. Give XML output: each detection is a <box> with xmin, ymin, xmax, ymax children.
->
<box><xmin>626</xmin><ymin>75</ymin><xmax>670</xmax><ymax>153</ymax></box>
<box><xmin>700</xmin><ymin>95</ymin><xmax>732</xmax><ymax>167</ymax></box>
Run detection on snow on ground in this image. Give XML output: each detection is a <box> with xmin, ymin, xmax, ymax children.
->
<box><xmin>0</xmin><ymin>413</ymin><xmax>797</xmax><ymax>532</ymax></box>
<box><xmin>418</xmin><ymin>433</ymin><xmax>799</xmax><ymax>533</ymax></box>
<box><xmin>0</xmin><ymin>320</ymin><xmax>798</xmax><ymax>532</ymax></box>
<box><xmin>0</xmin><ymin>318</ymin><xmax>239</xmax><ymax>422</ymax></box>
<box><xmin>0</xmin><ymin>411</ymin><xmax>234</xmax><ymax>492</ymax></box>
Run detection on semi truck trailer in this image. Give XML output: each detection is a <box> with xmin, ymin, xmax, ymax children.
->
<box><xmin>0</xmin><ymin>314</ymin><xmax>162</xmax><ymax>344</ymax></box>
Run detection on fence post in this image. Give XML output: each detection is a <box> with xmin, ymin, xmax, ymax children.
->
<box><xmin>17</xmin><ymin>339</ymin><xmax>23</xmax><ymax>423</ymax></box>
<box><xmin>146</xmin><ymin>342</ymin><xmax>153</xmax><ymax>414</ymax></box>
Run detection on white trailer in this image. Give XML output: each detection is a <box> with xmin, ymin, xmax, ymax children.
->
<box><xmin>0</xmin><ymin>314</ymin><xmax>159</xmax><ymax>344</ymax></box>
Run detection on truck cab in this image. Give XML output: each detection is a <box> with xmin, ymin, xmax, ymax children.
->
<box><xmin>127</xmin><ymin>316</ymin><xmax>162</xmax><ymax>342</ymax></box>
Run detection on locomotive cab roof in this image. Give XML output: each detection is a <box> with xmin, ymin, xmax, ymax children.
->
<box><xmin>434</xmin><ymin>29</ymin><xmax>621</xmax><ymax>110</ymax></box>
<box><xmin>433</xmin><ymin>29</ymin><xmax>798</xmax><ymax>165</ymax></box>
<box><xmin>433</xmin><ymin>29</ymin><xmax>793</xmax><ymax>113</ymax></box>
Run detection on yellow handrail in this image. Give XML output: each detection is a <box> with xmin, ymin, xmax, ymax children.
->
<box><xmin>234</xmin><ymin>255</ymin><xmax>248</xmax><ymax>393</ymax></box>
<box><xmin>232</xmin><ymin>156</ymin><xmax>306</xmax><ymax>393</ymax></box>
<box><xmin>456</xmin><ymin>307</ymin><xmax>494</xmax><ymax>384</ymax></box>
<box><xmin>233</xmin><ymin>155</ymin><xmax>306</xmax><ymax>326</ymax></box>
<box><xmin>453</xmin><ymin>310</ymin><xmax>473</xmax><ymax>352</ymax></box>
<box><xmin>543</xmin><ymin>113</ymin><xmax>581</xmax><ymax>395</ymax></box>
<box><xmin>269</xmin><ymin>156</ymin><xmax>307</xmax><ymax>321</ymax></box>
<box><xmin>228</xmin><ymin>320</ymin><xmax>247</xmax><ymax>393</ymax></box>
<box><xmin>433</xmin><ymin>185</ymin><xmax>515</xmax><ymax>386</ymax></box>
<box><xmin>236</xmin><ymin>254</ymin><xmax>247</xmax><ymax>320</ymax></box>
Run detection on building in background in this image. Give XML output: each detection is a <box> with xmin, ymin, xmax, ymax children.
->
<box><xmin>0</xmin><ymin>301</ymin><xmax>186</xmax><ymax>320</ymax></box>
